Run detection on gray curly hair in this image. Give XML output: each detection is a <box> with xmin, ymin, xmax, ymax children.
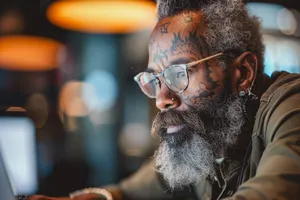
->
<box><xmin>157</xmin><ymin>0</ymin><xmax>265</xmax><ymax>75</ymax></box>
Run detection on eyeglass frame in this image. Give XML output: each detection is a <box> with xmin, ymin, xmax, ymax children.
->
<box><xmin>134</xmin><ymin>52</ymin><xmax>224</xmax><ymax>98</ymax></box>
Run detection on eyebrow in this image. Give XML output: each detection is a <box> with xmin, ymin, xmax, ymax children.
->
<box><xmin>145</xmin><ymin>58</ymin><xmax>195</xmax><ymax>74</ymax></box>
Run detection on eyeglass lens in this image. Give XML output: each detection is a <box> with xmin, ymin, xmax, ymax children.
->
<box><xmin>164</xmin><ymin>65</ymin><xmax>188</xmax><ymax>93</ymax></box>
<box><xmin>138</xmin><ymin>73</ymin><xmax>160</xmax><ymax>98</ymax></box>
<box><xmin>137</xmin><ymin>65</ymin><xmax>188</xmax><ymax>98</ymax></box>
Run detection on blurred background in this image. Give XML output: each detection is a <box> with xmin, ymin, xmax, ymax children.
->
<box><xmin>0</xmin><ymin>0</ymin><xmax>299</xmax><ymax>197</ymax></box>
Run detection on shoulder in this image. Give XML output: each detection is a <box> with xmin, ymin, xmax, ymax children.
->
<box><xmin>257</xmin><ymin>71</ymin><xmax>300</xmax><ymax>144</ymax></box>
<box><xmin>262</xmin><ymin>71</ymin><xmax>300</xmax><ymax>102</ymax></box>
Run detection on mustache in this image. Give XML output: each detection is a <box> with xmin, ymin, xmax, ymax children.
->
<box><xmin>151</xmin><ymin>107</ymin><xmax>207</xmax><ymax>137</ymax></box>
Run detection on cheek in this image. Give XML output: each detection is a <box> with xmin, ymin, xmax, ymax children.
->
<box><xmin>180</xmin><ymin>65</ymin><xmax>226</xmax><ymax>105</ymax></box>
<box><xmin>187</xmin><ymin>69</ymin><xmax>206</xmax><ymax>92</ymax></box>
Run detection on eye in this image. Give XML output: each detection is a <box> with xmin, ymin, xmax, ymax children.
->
<box><xmin>177</xmin><ymin>71</ymin><xmax>187</xmax><ymax>78</ymax></box>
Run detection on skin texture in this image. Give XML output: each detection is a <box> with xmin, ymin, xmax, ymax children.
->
<box><xmin>147</xmin><ymin>11</ymin><xmax>258</xmax><ymax>112</ymax></box>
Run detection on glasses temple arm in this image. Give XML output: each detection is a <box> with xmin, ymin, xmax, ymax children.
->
<box><xmin>186</xmin><ymin>52</ymin><xmax>224</xmax><ymax>68</ymax></box>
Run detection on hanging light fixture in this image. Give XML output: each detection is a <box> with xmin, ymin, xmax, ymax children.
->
<box><xmin>46</xmin><ymin>0</ymin><xmax>157</xmax><ymax>34</ymax></box>
<box><xmin>0</xmin><ymin>35</ymin><xmax>64</xmax><ymax>71</ymax></box>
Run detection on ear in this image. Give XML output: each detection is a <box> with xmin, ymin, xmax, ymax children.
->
<box><xmin>232</xmin><ymin>51</ymin><xmax>258</xmax><ymax>92</ymax></box>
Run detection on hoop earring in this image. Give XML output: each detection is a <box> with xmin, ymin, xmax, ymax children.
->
<box><xmin>247</xmin><ymin>81</ymin><xmax>258</xmax><ymax>100</ymax></box>
<box><xmin>248</xmin><ymin>89</ymin><xmax>258</xmax><ymax>99</ymax></box>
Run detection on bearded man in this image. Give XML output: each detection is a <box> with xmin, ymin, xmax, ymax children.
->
<box><xmin>28</xmin><ymin>0</ymin><xmax>300</xmax><ymax>200</ymax></box>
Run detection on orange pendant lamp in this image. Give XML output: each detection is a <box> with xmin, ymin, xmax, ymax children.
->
<box><xmin>0</xmin><ymin>35</ymin><xmax>64</xmax><ymax>71</ymax></box>
<box><xmin>46</xmin><ymin>0</ymin><xmax>157</xmax><ymax>34</ymax></box>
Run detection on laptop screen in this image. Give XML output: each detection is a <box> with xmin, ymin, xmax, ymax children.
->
<box><xmin>0</xmin><ymin>150</ymin><xmax>16</xmax><ymax>200</ymax></box>
<box><xmin>0</xmin><ymin>117</ymin><xmax>37</xmax><ymax>195</ymax></box>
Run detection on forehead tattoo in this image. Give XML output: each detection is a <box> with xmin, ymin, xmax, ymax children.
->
<box><xmin>149</xmin><ymin>22</ymin><xmax>171</xmax><ymax>46</ymax></box>
<box><xmin>149</xmin><ymin>13</ymin><xmax>209</xmax><ymax>63</ymax></box>
<box><xmin>146</xmin><ymin>13</ymin><xmax>223</xmax><ymax>105</ymax></box>
<box><xmin>170</xmin><ymin>31</ymin><xmax>209</xmax><ymax>58</ymax></box>
<box><xmin>153</xmin><ymin>45</ymin><xmax>168</xmax><ymax>64</ymax></box>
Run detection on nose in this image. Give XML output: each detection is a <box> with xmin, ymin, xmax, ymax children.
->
<box><xmin>156</xmin><ymin>82</ymin><xmax>180</xmax><ymax>111</ymax></box>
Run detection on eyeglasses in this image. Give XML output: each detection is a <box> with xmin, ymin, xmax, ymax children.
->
<box><xmin>134</xmin><ymin>52</ymin><xmax>223</xmax><ymax>98</ymax></box>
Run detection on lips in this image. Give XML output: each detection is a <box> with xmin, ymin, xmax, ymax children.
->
<box><xmin>166</xmin><ymin>125</ymin><xmax>185</xmax><ymax>134</ymax></box>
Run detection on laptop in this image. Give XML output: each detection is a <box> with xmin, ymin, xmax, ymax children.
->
<box><xmin>0</xmin><ymin>150</ymin><xmax>16</xmax><ymax>200</ymax></box>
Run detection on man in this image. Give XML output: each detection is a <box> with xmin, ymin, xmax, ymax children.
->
<box><xmin>29</xmin><ymin>0</ymin><xmax>300</xmax><ymax>199</ymax></box>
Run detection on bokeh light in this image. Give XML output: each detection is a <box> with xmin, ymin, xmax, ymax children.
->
<box><xmin>119</xmin><ymin>123</ymin><xmax>152</xmax><ymax>157</ymax></box>
<box><xmin>247</xmin><ymin>3</ymin><xmax>300</xmax><ymax>75</ymax></box>
<box><xmin>59</xmin><ymin>81</ymin><xmax>90</xmax><ymax>118</ymax></box>
<box><xmin>276</xmin><ymin>40</ymin><xmax>300</xmax><ymax>73</ymax></box>
<box><xmin>25</xmin><ymin>93</ymin><xmax>49</xmax><ymax>129</ymax></box>
<box><xmin>277</xmin><ymin>8</ymin><xmax>297</xmax><ymax>35</ymax></box>
<box><xmin>0</xmin><ymin>10</ymin><xmax>24</xmax><ymax>34</ymax></box>
<box><xmin>263</xmin><ymin>35</ymin><xmax>278</xmax><ymax>75</ymax></box>
<box><xmin>263</xmin><ymin>34</ymin><xmax>300</xmax><ymax>75</ymax></box>
<box><xmin>83</xmin><ymin>70</ymin><xmax>118</xmax><ymax>113</ymax></box>
<box><xmin>0</xmin><ymin>36</ymin><xmax>64</xmax><ymax>71</ymax></box>
<box><xmin>47</xmin><ymin>0</ymin><xmax>157</xmax><ymax>34</ymax></box>
<box><xmin>0</xmin><ymin>117</ymin><xmax>37</xmax><ymax>194</ymax></box>
<box><xmin>6</xmin><ymin>107</ymin><xmax>26</xmax><ymax>112</ymax></box>
<box><xmin>247</xmin><ymin>3</ymin><xmax>283</xmax><ymax>31</ymax></box>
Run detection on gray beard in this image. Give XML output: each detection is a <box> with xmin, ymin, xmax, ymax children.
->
<box><xmin>153</xmin><ymin>94</ymin><xmax>246</xmax><ymax>189</ymax></box>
